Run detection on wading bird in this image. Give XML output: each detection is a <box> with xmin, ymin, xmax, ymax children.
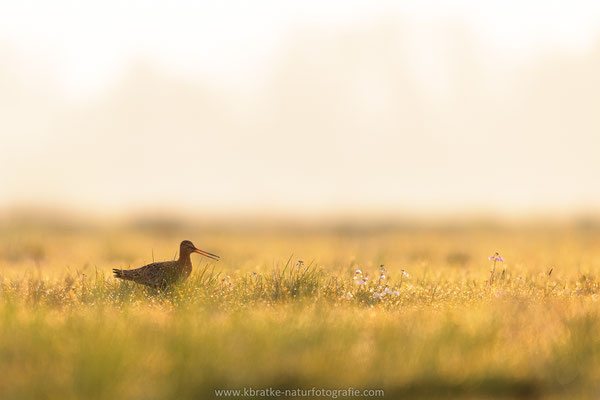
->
<box><xmin>113</xmin><ymin>240</ymin><xmax>219</xmax><ymax>288</ymax></box>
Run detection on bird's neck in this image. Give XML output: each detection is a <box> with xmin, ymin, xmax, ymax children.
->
<box><xmin>178</xmin><ymin>251</ymin><xmax>192</xmax><ymax>265</ymax></box>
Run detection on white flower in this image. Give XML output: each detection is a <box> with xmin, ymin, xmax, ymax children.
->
<box><xmin>345</xmin><ymin>292</ymin><xmax>353</xmax><ymax>299</ymax></box>
<box><xmin>384</xmin><ymin>287</ymin><xmax>392</xmax><ymax>294</ymax></box>
<box><xmin>402</xmin><ymin>270</ymin><xmax>409</xmax><ymax>278</ymax></box>
<box><xmin>373</xmin><ymin>293</ymin><xmax>382</xmax><ymax>299</ymax></box>
<box><xmin>355</xmin><ymin>269</ymin><xmax>362</xmax><ymax>275</ymax></box>
<box><xmin>380</xmin><ymin>275</ymin><xmax>386</xmax><ymax>280</ymax></box>
<box><xmin>392</xmin><ymin>290</ymin><xmax>400</xmax><ymax>296</ymax></box>
<box><xmin>355</xmin><ymin>276</ymin><xmax>368</xmax><ymax>286</ymax></box>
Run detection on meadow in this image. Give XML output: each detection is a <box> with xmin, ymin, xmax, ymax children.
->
<box><xmin>1</xmin><ymin>215</ymin><xmax>600</xmax><ymax>399</ymax></box>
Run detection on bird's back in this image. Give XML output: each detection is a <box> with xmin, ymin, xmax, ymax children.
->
<box><xmin>113</xmin><ymin>260</ymin><xmax>186</xmax><ymax>288</ymax></box>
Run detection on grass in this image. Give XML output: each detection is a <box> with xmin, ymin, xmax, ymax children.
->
<box><xmin>1</xmin><ymin>218</ymin><xmax>600</xmax><ymax>399</ymax></box>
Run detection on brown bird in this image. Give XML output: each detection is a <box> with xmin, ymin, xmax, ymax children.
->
<box><xmin>113</xmin><ymin>240</ymin><xmax>219</xmax><ymax>288</ymax></box>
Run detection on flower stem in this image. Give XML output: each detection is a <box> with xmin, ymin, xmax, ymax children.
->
<box><xmin>490</xmin><ymin>259</ymin><xmax>497</xmax><ymax>285</ymax></box>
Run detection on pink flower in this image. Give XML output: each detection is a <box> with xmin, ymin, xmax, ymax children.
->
<box><xmin>488</xmin><ymin>253</ymin><xmax>504</xmax><ymax>262</ymax></box>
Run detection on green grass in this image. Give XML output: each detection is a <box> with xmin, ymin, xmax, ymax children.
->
<box><xmin>1</xmin><ymin>221</ymin><xmax>600</xmax><ymax>399</ymax></box>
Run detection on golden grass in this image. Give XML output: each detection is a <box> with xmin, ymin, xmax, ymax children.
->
<box><xmin>1</xmin><ymin>218</ymin><xmax>600</xmax><ymax>399</ymax></box>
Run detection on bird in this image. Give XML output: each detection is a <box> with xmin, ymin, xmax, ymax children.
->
<box><xmin>113</xmin><ymin>240</ymin><xmax>219</xmax><ymax>288</ymax></box>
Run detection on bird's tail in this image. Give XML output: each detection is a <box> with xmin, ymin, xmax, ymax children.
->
<box><xmin>113</xmin><ymin>268</ymin><xmax>132</xmax><ymax>281</ymax></box>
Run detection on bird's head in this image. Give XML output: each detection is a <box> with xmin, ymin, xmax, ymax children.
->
<box><xmin>180</xmin><ymin>240</ymin><xmax>220</xmax><ymax>261</ymax></box>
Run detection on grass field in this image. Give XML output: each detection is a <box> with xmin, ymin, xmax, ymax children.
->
<box><xmin>1</xmin><ymin>216</ymin><xmax>600</xmax><ymax>399</ymax></box>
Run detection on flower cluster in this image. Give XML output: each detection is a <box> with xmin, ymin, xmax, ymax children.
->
<box><xmin>353</xmin><ymin>269</ymin><xmax>369</xmax><ymax>286</ymax></box>
<box><xmin>350</xmin><ymin>266</ymin><xmax>407</xmax><ymax>301</ymax></box>
<box><xmin>373</xmin><ymin>287</ymin><xmax>400</xmax><ymax>299</ymax></box>
<box><xmin>379</xmin><ymin>265</ymin><xmax>388</xmax><ymax>282</ymax></box>
<box><xmin>488</xmin><ymin>252</ymin><xmax>504</xmax><ymax>262</ymax></box>
<box><xmin>372</xmin><ymin>265</ymin><xmax>403</xmax><ymax>300</ymax></box>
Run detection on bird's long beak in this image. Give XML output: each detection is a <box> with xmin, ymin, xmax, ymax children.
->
<box><xmin>193</xmin><ymin>248</ymin><xmax>220</xmax><ymax>261</ymax></box>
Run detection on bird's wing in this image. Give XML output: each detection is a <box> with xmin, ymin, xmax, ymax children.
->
<box><xmin>114</xmin><ymin>261</ymin><xmax>173</xmax><ymax>287</ymax></box>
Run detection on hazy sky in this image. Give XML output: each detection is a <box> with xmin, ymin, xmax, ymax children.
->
<box><xmin>1</xmin><ymin>1</ymin><xmax>600</xmax><ymax>217</ymax></box>
<box><xmin>2</xmin><ymin>1</ymin><xmax>600</xmax><ymax>98</ymax></box>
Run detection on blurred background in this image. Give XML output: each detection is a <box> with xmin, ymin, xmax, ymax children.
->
<box><xmin>1</xmin><ymin>0</ymin><xmax>600</xmax><ymax>221</ymax></box>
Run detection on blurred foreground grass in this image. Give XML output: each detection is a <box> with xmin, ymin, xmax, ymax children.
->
<box><xmin>1</xmin><ymin>216</ymin><xmax>600</xmax><ymax>399</ymax></box>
